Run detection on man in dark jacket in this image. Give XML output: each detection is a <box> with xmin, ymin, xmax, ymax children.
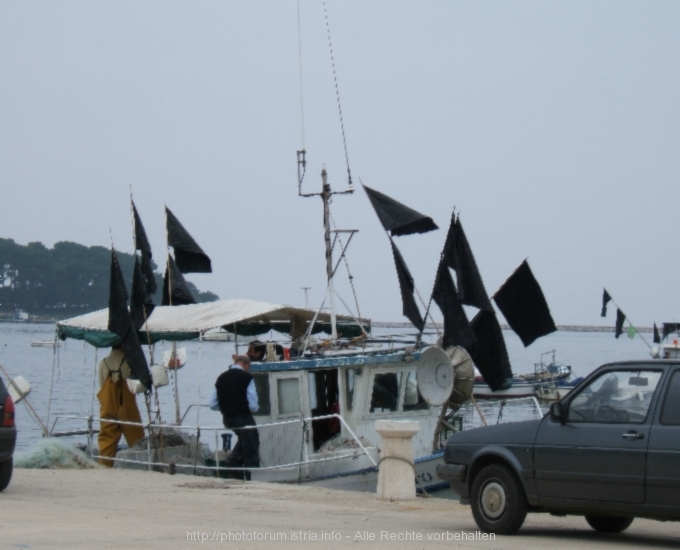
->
<box><xmin>210</xmin><ymin>355</ymin><xmax>259</xmax><ymax>480</ymax></box>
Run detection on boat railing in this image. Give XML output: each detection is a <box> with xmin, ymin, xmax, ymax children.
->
<box><xmin>47</xmin><ymin>412</ymin><xmax>377</xmax><ymax>475</ymax></box>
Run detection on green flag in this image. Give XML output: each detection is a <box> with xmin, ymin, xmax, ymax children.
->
<box><xmin>627</xmin><ymin>325</ymin><xmax>637</xmax><ymax>339</ymax></box>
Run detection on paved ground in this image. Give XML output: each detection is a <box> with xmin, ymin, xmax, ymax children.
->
<box><xmin>1</xmin><ymin>468</ymin><xmax>679</xmax><ymax>549</ymax></box>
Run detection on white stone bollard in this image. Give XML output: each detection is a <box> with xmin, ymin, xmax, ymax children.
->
<box><xmin>375</xmin><ymin>420</ymin><xmax>420</xmax><ymax>500</ymax></box>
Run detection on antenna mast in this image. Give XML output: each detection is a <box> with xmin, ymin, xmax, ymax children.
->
<box><xmin>300</xmin><ymin>167</ymin><xmax>353</xmax><ymax>340</ymax></box>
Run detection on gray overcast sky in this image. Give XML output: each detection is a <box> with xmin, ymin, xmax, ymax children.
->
<box><xmin>1</xmin><ymin>1</ymin><xmax>678</xmax><ymax>327</ymax></box>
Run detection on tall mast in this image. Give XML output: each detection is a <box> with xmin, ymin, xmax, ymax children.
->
<box><xmin>299</xmin><ymin>165</ymin><xmax>353</xmax><ymax>341</ymax></box>
<box><xmin>321</xmin><ymin>168</ymin><xmax>337</xmax><ymax>339</ymax></box>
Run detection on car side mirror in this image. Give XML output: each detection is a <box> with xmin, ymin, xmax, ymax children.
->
<box><xmin>550</xmin><ymin>402</ymin><xmax>565</xmax><ymax>423</ymax></box>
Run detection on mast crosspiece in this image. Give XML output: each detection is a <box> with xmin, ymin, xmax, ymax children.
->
<box><xmin>299</xmin><ymin>167</ymin><xmax>354</xmax><ymax>341</ymax></box>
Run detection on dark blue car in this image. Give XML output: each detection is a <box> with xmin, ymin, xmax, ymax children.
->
<box><xmin>437</xmin><ymin>360</ymin><xmax>680</xmax><ymax>534</ymax></box>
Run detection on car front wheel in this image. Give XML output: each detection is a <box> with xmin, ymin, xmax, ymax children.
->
<box><xmin>585</xmin><ymin>515</ymin><xmax>634</xmax><ymax>533</ymax></box>
<box><xmin>0</xmin><ymin>457</ymin><xmax>13</xmax><ymax>492</ymax></box>
<box><xmin>470</xmin><ymin>463</ymin><xmax>528</xmax><ymax>535</ymax></box>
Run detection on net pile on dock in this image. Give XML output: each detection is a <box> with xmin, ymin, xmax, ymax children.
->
<box><xmin>15</xmin><ymin>438</ymin><xmax>100</xmax><ymax>470</ymax></box>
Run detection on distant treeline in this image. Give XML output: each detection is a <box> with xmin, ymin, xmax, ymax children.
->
<box><xmin>0</xmin><ymin>238</ymin><xmax>218</xmax><ymax>318</ymax></box>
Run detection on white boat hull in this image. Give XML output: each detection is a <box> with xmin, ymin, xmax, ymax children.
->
<box><xmin>270</xmin><ymin>449</ymin><xmax>449</xmax><ymax>493</ymax></box>
<box><xmin>473</xmin><ymin>383</ymin><xmax>535</xmax><ymax>399</ymax></box>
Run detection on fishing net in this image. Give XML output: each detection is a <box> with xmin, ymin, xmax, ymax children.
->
<box><xmin>15</xmin><ymin>438</ymin><xmax>100</xmax><ymax>469</ymax></box>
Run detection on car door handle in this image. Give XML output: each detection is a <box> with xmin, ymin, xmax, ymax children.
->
<box><xmin>621</xmin><ymin>431</ymin><xmax>644</xmax><ymax>440</ymax></box>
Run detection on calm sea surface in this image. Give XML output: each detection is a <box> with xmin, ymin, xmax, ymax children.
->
<box><xmin>0</xmin><ymin>322</ymin><xmax>652</xmax><ymax>452</ymax></box>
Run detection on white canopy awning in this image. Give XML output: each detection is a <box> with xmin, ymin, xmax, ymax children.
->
<box><xmin>57</xmin><ymin>298</ymin><xmax>369</xmax><ymax>347</ymax></box>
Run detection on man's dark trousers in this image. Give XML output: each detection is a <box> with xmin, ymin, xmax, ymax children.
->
<box><xmin>224</xmin><ymin>412</ymin><xmax>260</xmax><ymax>481</ymax></box>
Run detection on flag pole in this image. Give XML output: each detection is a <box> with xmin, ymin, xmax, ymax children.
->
<box><xmin>604</xmin><ymin>289</ymin><xmax>652</xmax><ymax>350</ymax></box>
<box><xmin>165</xmin><ymin>205</ymin><xmax>181</xmax><ymax>425</ymax></box>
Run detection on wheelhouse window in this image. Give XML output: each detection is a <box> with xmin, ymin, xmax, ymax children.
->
<box><xmin>370</xmin><ymin>372</ymin><xmax>402</xmax><ymax>413</ymax></box>
<box><xmin>402</xmin><ymin>371</ymin><xmax>429</xmax><ymax>411</ymax></box>
<box><xmin>277</xmin><ymin>377</ymin><xmax>301</xmax><ymax>415</ymax></box>
<box><xmin>568</xmin><ymin>369</ymin><xmax>661</xmax><ymax>424</ymax></box>
<box><xmin>345</xmin><ymin>368</ymin><xmax>359</xmax><ymax>411</ymax></box>
<box><xmin>252</xmin><ymin>373</ymin><xmax>271</xmax><ymax>416</ymax></box>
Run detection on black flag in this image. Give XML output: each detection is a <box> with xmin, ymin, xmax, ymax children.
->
<box><xmin>363</xmin><ymin>184</ymin><xmax>438</xmax><ymax>237</ymax></box>
<box><xmin>107</xmin><ymin>249</ymin><xmax>152</xmax><ymax>389</ymax></box>
<box><xmin>653</xmin><ymin>323</ymin><xmax>661</xmax><ymax>344</ymax></box>
<box><xmin>601</xmin><ymin>289</ymin><xmax>611</xmax><ymax>317</ymax></box>
<box><xmin>132</xmin><ymin>201</ymin><xmax>156</xmax><ymax>296</ymax></box>
<box><xmin>132</xmin><ymin>200</ymin><xmax>152</xmax><ymax>255</ymax></box>
<box><xmin>432</xmin><ymin>261</ymin><xmax>475</xmax><ymax>349</ymax></box>
<box><xmin>162</xmin><ymin>254</ymin><xmax>197</xmax><ymax>306</ymax></box>
<box><xmin>166</xmin><ymin>207</ymin><xmax>212</xmax><ymax>273</ymax></box>
<box><xmin>108</xmin><ymin>249</ymin><xmax>130</xmax><ymax>337</ymax></box>
<box><xmin>493</xmin><ymin>260</ymin><xmax>557</xmax><ymax>347</ymax></box>
<box><xmin>140</xmin><ymin>249</ymin><xmax>157</xmax><ymax>296</ymax></box>
<box><xmin>442</xmin><ymin>214</ymin><xmax>493</xmax><ymax>311</ymax></box>
<box><xmin>131</xmin><ymin>256</ymin><xmax>155</xmax><ymax>330</ymax></box>
<box><xmin>468</xmin><ymin>309</ymin><xmax>513</xmax><ymax>391</ymax></box>
<box><xmin>390</xmin><ymin>241</ymin><xmax>424</xmax><ymax>331</ymax></box>
<box><xmin>662</xmin><ymin>323</ymin><xmax>680</xmax><ymax>341</ymax></box>
<box><xmin>615</xmin><ymin>309</ymin><xmax>625</xmax><ymax>339</ymax></box>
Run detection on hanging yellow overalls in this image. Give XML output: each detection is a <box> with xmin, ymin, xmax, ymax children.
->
<box><xmin>97</xmin><ymin>354</ymin><xmax>144</xmax><ymax>467</ymax></box>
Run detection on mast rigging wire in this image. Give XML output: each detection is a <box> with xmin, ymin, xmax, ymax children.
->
<box><xmin>323</xmin><ymin>1</ymin><xmax>353</xmax><ymax>187</ymax></box>
<box><xmin>297</xmin><ymin>0</ymin><xmax>306</xmax><ymax>150</ymax></box>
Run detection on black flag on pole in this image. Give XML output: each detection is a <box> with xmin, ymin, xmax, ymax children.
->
<box><xmin>390</xmin><ymin>240</ymin><xmax>424</xmax><ymax>331</ymax></box>
<box><xmin>363</xmin><ymin>184</ymin><xmax>438</xmax><ymax>237</ymax></box>
<box><xmin>132</xmin><ymin>200</ymin><xmax>152</xmax><ymax>256</ymax></box>
<box><xmin>653</xmin><ymin>323</ymin><xmax>661</xmax><ymax>344</ymax></box>
<box><xmin>662</xmin><ymin>323</ymin><xmax>680</xmax><ymax>341</ymax></box>
<box><xmin>131</xmin><ymin>256</ymin><xmax>155</xmax><ymax>330</ymax></box>
<box><xmin>468</xmin><ymin>309</ymin><xmax>513</xmax><ymax>391</ymax></box>
<box><xmin>441</xmin><ymin>214</ymin><xmax>493</xmax><ymax>311</ymax></box>
<box><xmin>108</xmin><ymin>249</ymin><xmax>130</xmax><ymax>336</ymax></box>
<box><xmin>601</xmin><ymin>289</ymin><xmax>612</xmax><ymax>317</ymax></box>
<box><xmin>162</xmin><ymin>254</ymin><xmax>197</xmax><ymax>306</ymax></box>
<box><xmin>140</xmin><ymin>250</ymin><xmax>157</xmax><ymax>296</ymax></box>
<box><xmin>432</xmin><ymin>261</ymin><xmax>475</xmax><ymax>349</ymax></box>
<box><xmin>107</xmin><ymin>249</ymin><xmax>152</xmax><ymax>389</ymax></box>
<box><xmin>166</xmin><ymin>207</ymin><xmax>212</xmax><ymax>273</ymax></box>
<box><xmin>131</xmin><ymin>201</ymin><xmax>157</xmax><ymax>296</ymax></box>
<box><xmin>615</xmin><ymin>309</ymin><xmax>625</xmax><ymax>339</ymax></box>
<box><xmin>492</xmin><ymin>260</ymin><xmax>557</xmax><ymax>347</ymax></box>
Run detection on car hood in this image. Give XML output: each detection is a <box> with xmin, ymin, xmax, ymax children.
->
<box><xmin>446</xmin><ymin>418</ymin><xmax>543</xmax><ymax>447</ymax></box>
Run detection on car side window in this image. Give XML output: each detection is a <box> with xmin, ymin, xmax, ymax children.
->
<box><xmin>660</xmin><ymin>371</ymin><xmax>680</xmax><ymax>425</ymax></box>
<box><xmin>567</xmin><ymin>370</ymin><xmax>661</xmax><ymax>424</ymax></box>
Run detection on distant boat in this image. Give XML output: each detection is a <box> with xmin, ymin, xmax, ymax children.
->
<box><xmin>201</xmin><ymin>330</ymin><xmax>232</xmax><ymax>342</ymax></box>
<box><xmin>31</xmin><ymin>340</ymin><xmax>60</xmax><ymax>348</ymax></box>
<box><xmin>473</xmin><ymin>378</ymin><xmax>536</xmax><ymax>399</ymax></box>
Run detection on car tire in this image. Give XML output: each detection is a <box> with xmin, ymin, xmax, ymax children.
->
<box><xmin>470</xmin><ymin>463</ymin><xmax>528</xmax><ymax>535</ymax></box>
<box><xmin>0</xmin><ymin>457</ymin><xmax>13</xmax><ymax>492</ymax></box>
<box><xmin>585</xmin><ymin>515</ymin><xmax>634</xmax><ymax>533</ymax></box>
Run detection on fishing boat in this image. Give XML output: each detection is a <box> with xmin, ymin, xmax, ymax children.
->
<box><xmin>473</xmin><ymin>376</ymin><xmax>536</xmax><ymax>399</ymax></box>
<box><xmin>48</xmin><ymin>8</ymin><xmax>561</xmax><ymax>491</ymax></box>
<box><xmin>474</xmin><ymin>350</ymin><xmax>571</xmax><ymax>400</ymax></box>
<box><xmin>534</xmin><ymin>377</ymin><xmax>583</xmax><ymax>402</ymax></box>
<box><xmin>52</xmin><ymin>164</ymin><xmax>558</xmax><ymax>493</ymax></box>
<box><xmin>53</xmin><ymin>155</ymin><xmax>489</xmax><ymax>492</ymax></box>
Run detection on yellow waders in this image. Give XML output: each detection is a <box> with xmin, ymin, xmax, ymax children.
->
<box><xmin>97</xmin><ymin>372</ymin><xmax>144</xmax><ymax>468</ymax></box>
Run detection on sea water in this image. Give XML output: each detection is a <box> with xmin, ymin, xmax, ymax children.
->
<box><xmin>0</xmin><ymin>322</ymin><xmax>651</xmax><ymax>451</ymax></box>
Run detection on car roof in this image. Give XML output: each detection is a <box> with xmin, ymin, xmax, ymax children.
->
<box><xmin>598</xmin><ymin>360</ymin><xmax>680</xmax><ymax>370</ymax></box>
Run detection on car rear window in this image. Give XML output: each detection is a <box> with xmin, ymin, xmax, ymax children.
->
<box><xmin>660</xmin><ymin>370</ymin><xmax>680</xmax><ymax>425</ymax></box>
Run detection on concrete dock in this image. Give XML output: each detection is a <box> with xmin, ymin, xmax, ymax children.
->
<box><xmin>1</xmin><ymin>469</ymin><xmax>678</xmax><ymax>549</ymax></box>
